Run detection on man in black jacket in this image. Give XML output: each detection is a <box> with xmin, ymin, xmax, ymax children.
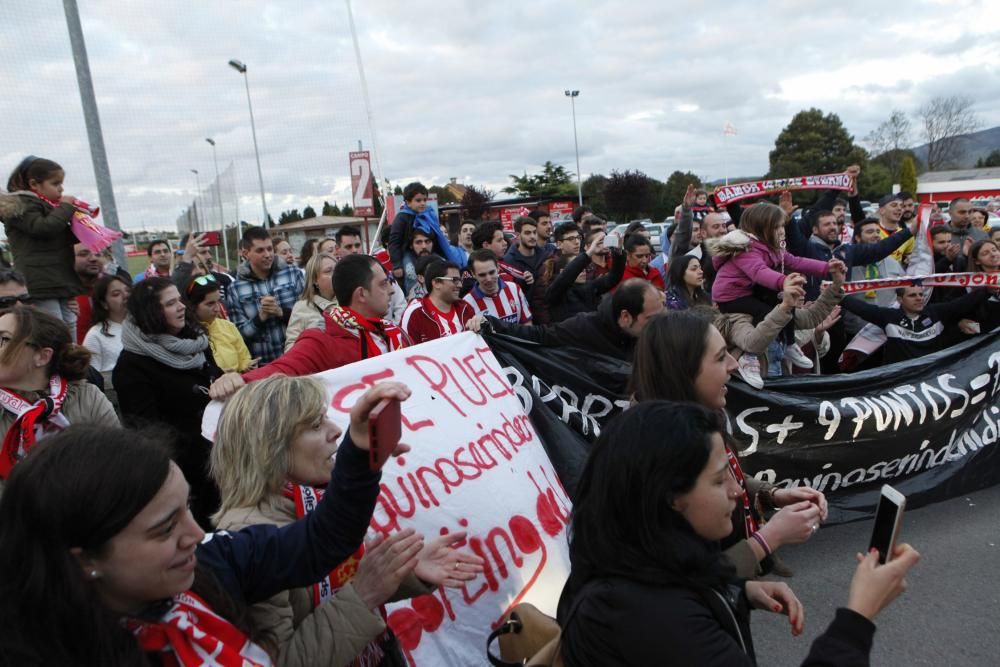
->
<box><xmin>545</xmin><ymin>230</ymin><xmax>626</xmax><ymax>322</ymax></box>
<box><xmin>467</xmin><ymin>278</ymin><xmax>663</xmax><ymax>361</ymax></box>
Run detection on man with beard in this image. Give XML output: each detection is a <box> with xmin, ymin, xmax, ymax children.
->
<box><xmin>72</xmin><ymin>242</ymin><xmax>103</xmax><ymax>342</ymax></box>
<box><xmin>404</xmin><ymin>229</ymin><xmax>434</xmax><ymax>299</ymax></box>
<box><xmin>400</xmin><ymin>260</ymin><xmax>474</xmax><ymax>344</ymax></box>
<box><xmin>948</xmin><ymin>197</ymin><xmax>988</xmax><ymax>247</ymax></box>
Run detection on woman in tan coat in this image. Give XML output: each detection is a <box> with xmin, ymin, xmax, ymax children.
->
<box><xmin>210</xmin><ymin>375</ymin><xmax>484</xmax><ymax>666</ymax></box>
<box><xmin>284</xmin><ymin>252</ymin><xmax>338</xmax><ymax>351</ymax></box>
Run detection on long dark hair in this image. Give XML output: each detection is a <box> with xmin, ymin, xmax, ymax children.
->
<box><xmin>91</xmin><ymin>275</ymin><xmax>131</xmax><ymax>337</ymax></box>
<box><xmin>0</xmin><ymin>426</ymin><xmax>269</xmax><ymax>665</ymax></box>
<box><xmin>568</xmin><ymin>401</ymin><xmax>730</xmax><ymax>589</ymax></box>
<box><xmin>667</xmin><ymin>255</ymin><xmax>711</xmax><ymax>307</ymax></box>
<box><xmin>630</xmin><ymin>309</ymin><xmax>713</xmax><ymax>403</ymax></box>
<box><xmin>127</xmin><ymin>276</ymin><xmax>202</xmax><ymax>336</ymax></box>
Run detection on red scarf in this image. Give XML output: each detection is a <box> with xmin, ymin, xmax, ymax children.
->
<box><xmin>725</xmin><ymin>444</ymin><xmax>758</xmax><ymax>537</ymax></box>
<box><xmin>0</xmin><ymin>376</ymin><xmax>69</xmax><ymax>480</ymax></box>
<box><xmin>283</xmin><ymin>483</ymin><xmax>387</xmax><ymax>667</ymax></box>
<box><xmin>328</xmin><ymin>306</ymin><xmax>405</xmax><ymax>359</ymax></box>
<box><xmin>129</xmin><ymin>590</ymin><xmax>271</xmax><ymax>666</ymax></box>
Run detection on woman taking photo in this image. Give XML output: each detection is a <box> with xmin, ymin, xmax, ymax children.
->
<box><xmin>558</xmin><ymin>401</ymin><xmax>920</xmax><ymax>665</ymax></box>
<box><xmin>631</xmin><ymin>310</ymin><xmax>826</xmax><ymax>578</ymax></box>
<box><xmin>113</xmin><ymin>276</ymin><xmax>222</xmax><ymax>528</ymax></box>
<box><xmin>284</xmin><ymin>252</ymin><xmax>337</xmax><ymax>352</ymax></box>
<box><xmin>83</xmin><ymin>274</ymin><xmax>131</xmax><ymax>374</ymax></box>
<box><xmin>0</xmin><ymin>382</ymin><xmax>409</xmax><ymax>665</ymax></box>
<box><xmin>0</xmin><ymin>305</ymin><xmax>118</xmax><ymax>485</ymax></box>
<box><xmin>185</xmin><ymin>275</ymin><xmax>253</xmax><ymax>373</ymax></box>
<box><xmin>665</xmin><ymin>255</ymin><xmax>712</xmax><ymax>311</ymax></box>
<box><xmin>211</xmin><ymin>375</ymin><xmax>484</xmax><ymax>666</ymax></box>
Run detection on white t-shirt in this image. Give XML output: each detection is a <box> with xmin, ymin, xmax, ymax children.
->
<box><xmin>82</xmin><ymin>320</ymin><xmax>124</xmax><ymax>372</ymax></box>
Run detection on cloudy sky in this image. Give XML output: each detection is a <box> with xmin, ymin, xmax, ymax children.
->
<box><xmin>4</xmin><ymin>0</ymin><xmax>1000</xmax><ymax>232</ymax></box>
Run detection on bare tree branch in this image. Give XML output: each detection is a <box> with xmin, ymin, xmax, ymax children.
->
<box><xmin>918</xmin><ymin>96</ymin><xmax>980</xmax><ymax>170</ymax></box>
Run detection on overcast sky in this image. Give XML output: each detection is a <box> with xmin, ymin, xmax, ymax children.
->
<box><xmin>3</xmin><ymin>0</ymin><xmax>999</xmax><ymax>232</ymax></box>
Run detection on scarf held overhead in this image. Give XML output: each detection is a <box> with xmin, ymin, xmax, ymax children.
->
<box><xmin>713</xmin><ymin>172</ymin><xmax>852</xmax><ymax>206</ymax></box>
<box><xmin>0</xmin><ymin>375</ymin><xmax>69</xmax><ymax>479</ymax></box>
<box><xmin>826</xmin><ymin>271</ymin><xmax>1000</xmax><ymax>294</ymax></box>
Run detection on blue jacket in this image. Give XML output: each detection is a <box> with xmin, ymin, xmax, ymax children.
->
<box><xmin>196</xmin><ymin>432</ymin><xmax>380</xmax><ymax>606</ymax></box>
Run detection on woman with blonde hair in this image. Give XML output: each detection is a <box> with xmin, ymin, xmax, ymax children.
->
<box><xmin>211</xmin><ymin>375</ymin><xmax>484</xmax><ymax>666</ymax></box>
<box><xmin>285</xmin><ymin>252</ymin><xmax>338</xmax><ymax>351</ymax></box>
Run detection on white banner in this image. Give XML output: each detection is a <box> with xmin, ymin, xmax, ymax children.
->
<box><xmin>203</xmin><ymin>332</ymin><xmax>571</xmax><ymax>665</ymax></box>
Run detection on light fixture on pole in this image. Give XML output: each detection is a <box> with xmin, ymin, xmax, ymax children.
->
<box><xmin>190</xmin><ymin>169</ymin><xmax>203</xmax><ymax>233</ymax></box>
<box><xmin>564</xmin><ymin>90</ymin><xmax>582</xmax><ymax>206</ymax></box>
<box><xmin>206</xmin><ymin>138</ymin><xmax>231</xmax><ymax>264</ymax></box>
<box><xmin>228</xmin><ymin>58</ymin><xmax>270</xmax><ymax>226</ymax></box>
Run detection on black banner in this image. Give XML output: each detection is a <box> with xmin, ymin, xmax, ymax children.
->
<box><xmin>486</xmin><ymin>330</ymin><xmax>1000</xmax><ymax>525</ymax></box>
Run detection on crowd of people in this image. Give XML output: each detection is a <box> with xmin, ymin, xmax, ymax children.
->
<box><xmin>6</xmin><ymin>152</ymin><xmax>999</xmax><ymax>664</ymax></box>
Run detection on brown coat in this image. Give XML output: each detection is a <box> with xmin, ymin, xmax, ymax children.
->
<box><xmin>216</xmin><ymin>496</ymin><xmax>433</xmax><ymax>667</ymax></box>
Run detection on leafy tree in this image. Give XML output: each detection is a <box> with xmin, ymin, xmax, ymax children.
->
<box><xmin>428</xmin><ymin>185</ymin><xmax>459</xmax><ymax>205</ymax></box>
<box><xmin>768</xmin><ymin>109</ymin><xmax>860</xmax><ymax>179</ymax></box>
<box><xmin>900</xmin><ymin>157</ymin><xmax>918</xmax><ymax>195</ymax></box>
<box><xmin>581</xmin><ymin>174</ymin><xmax>608</xmax><ymax>216</ymax></box>
<box><xmin>918</xmin><ymin>96</ymin><xmax>980</xmax><ymax>170</ymax></box>
<box><xmin>461</xmin><ymin>185</ymin><xmax>494</xmax><ymax>220</ymax></box>
<box><xmin>341</xmin><ymin>204</ymin><xmax>354</xmax><ymax>217</ymax></box>
<box><xmin>503</xmin><ymin>161</ymin><xmax>576</xmax><ymax>197</ymax></box>
<box><xmin>604</xmin><ymin>170</ymin><xmax>657</xmax><ymax>222</ymax></box>
<box><xmin>976</xmin><ymin>149</ymin><xmax>1000</xmax><ymax>168</ymax></box>
<box><xmin>856</xmin><ymin>162</ymin><xmax>892</xmax><ymax>202</ymax></box>
<box><xmin>302</xmin><ymin>205</ymin><xmax>317</xmax><ymax>220</ymax></box>
<box><xmin>393</xmin><ymin>185</ymin><xmax>403</xmax><ymax>196</ymax></box>
<box><xmin>277</xmin><ymin>209</ymin><xmax>302</xmax><ymax>225</ymax></box>
<box><xmin>321</xmin><ymin>201</ymin><xmax>338</xmax><ymax>216</ymax></box>
<box><xmin>663</xmin><ymin>171</ymin><xmax>703</xmax><ymax>216</ymax></box>
<box><xmin>865</xmin><ymin>110</ymin><xmax>912</xmax><ymax>181</ymax></box>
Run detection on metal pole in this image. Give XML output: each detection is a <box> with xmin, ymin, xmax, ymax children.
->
<box><xmin>207</xmin><ymin>139</ymin><xmax>230</xmax><ymax>267</ymax></box>
<box><xmin>190</xmin><ymin>169</ymin><xmax>202</xmax><ymax>232</ymax></box>
<box><xmin>63</xmin><ymin>0</ymin><xmax>125</xmax><ymax>267</ymax></box>
<box><xmin>566</xmin><ymin>91</ymin><xmax>583</xmax><ymax>206</ymax></box>
<box><xmin>241</xmin><ymin>71</ymin><xmax>269</xmax><ymax>226</ymax></box>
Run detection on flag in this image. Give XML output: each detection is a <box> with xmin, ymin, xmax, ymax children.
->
<box><xmin>723</xmin><ymin>122</ymin><xmax>737</xmax><ymax>136</ymax></box>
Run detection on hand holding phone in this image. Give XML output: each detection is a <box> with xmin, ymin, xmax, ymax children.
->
<box><xmin>868</xmin><ymin>484</ymin><xmax>906</xmax><ymax>564</ymax></box>
<box><xmin>368</xmin><ymin>397</ymin><xmax>402</xmax><ymax>471</ymax></box>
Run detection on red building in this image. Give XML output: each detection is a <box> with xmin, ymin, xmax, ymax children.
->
<box><xmin>916</xmin><ymin>167</ymin><xmax>1000</xmax><ymax>204</ymax></box>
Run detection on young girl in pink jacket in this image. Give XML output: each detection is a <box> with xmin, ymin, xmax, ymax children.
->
<box><xmin>710</xmin><ymin>200</ymin><xmax>836</xmax><ymax>386</ymax></box>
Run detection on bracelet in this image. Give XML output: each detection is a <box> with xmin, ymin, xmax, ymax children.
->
<box><xmin>751</xmin><ymin>531</ymin><xmax>772</xmax><ymax>557</ymax></box>
<box><xmin>767</xmin><ymin>485</ymin><xmax>780</xmax><ymax>509</ymax></box>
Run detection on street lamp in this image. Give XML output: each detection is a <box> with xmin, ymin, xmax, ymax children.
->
<box><xmin>206</xmin><ymin>138</ymin><xmax>232</xmax><ymax>264</ymax></box>
<box><xmin>190</xmin><ymin>169</ymin><xmax>203</xmax><ymax>232</ymax></box>
<box><xmin>228</xmin><ymin>58</ymin><xmax>270</xmax><ymax>226</ymax></box>
<box><xmin>564</xmin><ymin>90</ymin><xmax>582</xmax><ymax>206</ymax></box>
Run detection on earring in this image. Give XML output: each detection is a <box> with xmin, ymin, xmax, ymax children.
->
<box><xmin>90</xmin><ymin>570</ymin><xmax>99</xmax><ymax>579</ymax></box>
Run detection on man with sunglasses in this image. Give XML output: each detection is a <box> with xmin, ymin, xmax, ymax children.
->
<box><xmin>400</xmin><ymin>260</ymin><xmax>474</xmax><ymax>344</ymax></box>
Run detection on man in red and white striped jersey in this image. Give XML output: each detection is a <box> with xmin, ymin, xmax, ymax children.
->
<box><xmin>400</xmin><ymin>260</ymin><xmax>475</xmax><ymax>344</ymax></box>
<box><xmin>462</xmin><ymin>249</ymin><xmax>532</xmax><ymax>324</ymax></box>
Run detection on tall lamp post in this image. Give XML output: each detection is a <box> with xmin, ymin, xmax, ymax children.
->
<box><xmin>228</xmin><ymin>59</ymin><xmax>270</xmax><ymax>226</ymax></box>
<box><xmin>564</xmin><ymin>89</ymin><xmax>582</xmax><ymax>206</ymax></box>
<box><xmin>190</xmin><ymin>169</ymin><xmax>203</xmax><ymax>233</ymax></box>
<box><xmin>205</xmin><ymin>138</ymin><xmax>231</xmax><ymax>265</ymax></box>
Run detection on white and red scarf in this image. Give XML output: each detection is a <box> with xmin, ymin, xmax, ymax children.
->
<box><xmin>128</xmin><ymin>590</ymin><xmax>272</xmax><ymax>667</ymax></box>
<box><xmin>713</xmin><ymin>172</ymin><xmax>852</xmax><ymax>206</ymax></box>
<box><xmin>283</xmin><ymin>483</ymin><xmax>387</xmax><ymax>667</ymax></box>
<box><xmin>830</xmin><ymin>271</ymin><xmax>1000</xmax><ymax>295</ymax></box>
<box><xmin>0</xmin><ymin>375</ymin><xmax>69</xmax><ymax>479</ymax></box>
<box><xmin>328</xmin><ymin>306</ymin><xmax>405</xmax><ymax>359</ymax></box>
<box><xmin>725</xmin><ymin>444</ymin><xmax>759</xmax><ymax>538</ymax></box>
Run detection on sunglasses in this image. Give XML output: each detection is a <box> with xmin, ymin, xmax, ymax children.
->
<box><xmin>187</xmin><ymin>274</ymin><xmax>217</xmax><ymax>294</ymax></box>
<box><xmin>434</xmin><ymin>276</ymin><xmax>463</xmax><ymax>285</ymax></box>
<box><xmin>0</xmin><ymin>294</ymin><xmax>32</xmax><ymax>309</ymax></box>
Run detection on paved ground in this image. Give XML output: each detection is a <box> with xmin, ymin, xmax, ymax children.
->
<box><xmin>753</xmin><ymin>483</ymin><xmax>1000</xmax><ymax>666</ymax></box>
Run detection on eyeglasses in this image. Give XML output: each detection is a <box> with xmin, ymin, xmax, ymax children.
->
<box><xmin>0</xmin><ymin>294</ymin><xmax>32</xmax><ymax>309</ymax></box>
<box><xmin>186</xmin><ymin>274</ymin><xmax>216</xmax><ymax>294</ymax></box>
<box><xmin>560</xmin><ymin>235</ymin><xmax>581</xmax><ymax>243</ymax></box>
<box><xmin>434</xmin><ymin>276</ymin><xmax>463</xmax><ymax>285</ymax></box>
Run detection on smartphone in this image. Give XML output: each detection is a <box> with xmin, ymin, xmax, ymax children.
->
<box><xmin>368</xmin><ymin>397</ymin><xmax>401</xmax><ymax>471</ymax></box>
<box><xmin>868</xmin><ymin>484</ymin><xmax>906</xmax><ymax>564</ymax></box>
<box><xmin>202</xmin><ymin>231</ymin><xmax>222</xmax><ymax>246</ymax></box>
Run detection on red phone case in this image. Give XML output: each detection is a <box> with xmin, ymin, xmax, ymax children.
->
<box><xmin>368</xmin><ymin>398</ymin><xmax>401</xmax><ymax>471</ymax></box>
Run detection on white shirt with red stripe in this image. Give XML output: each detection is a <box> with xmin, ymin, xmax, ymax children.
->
<box><xmin>400</xmin><ymin>297</ymin><xmax>468</xmax><ymax>343</ymax></box>
<box><xmin>463</xmin><ymin>279</ymin><xmax>532</xmax><ymax>324</ymax></box>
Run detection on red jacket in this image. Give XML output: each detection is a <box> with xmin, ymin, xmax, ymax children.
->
<box><xmin>400</xmin><ymin>297</ymin><xmax>475</xmax><ymax>345</ymax></box>
<box><xmin>242</xmin><ymin>312</ymin><xmax>409</xmax><ymax>382</ymax></box>
<box><xmin>617</xmin><ymin>264</ymin><xmax>665</xmax><ymax>290</ymax></box>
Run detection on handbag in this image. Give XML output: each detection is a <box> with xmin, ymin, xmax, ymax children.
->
<box><xmin>486</xmin><ymin>603</ymin><xmax>562</xmax><ymax>667</ymax></box>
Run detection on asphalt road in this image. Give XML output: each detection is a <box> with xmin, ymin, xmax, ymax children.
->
<box><xmin>752</xmin><ymin>483</ymin><xmax>1000</xmax><ymax>666</ymax></box>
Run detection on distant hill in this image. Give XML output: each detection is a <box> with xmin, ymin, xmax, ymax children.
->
<box><xmin>911</xmin><ymin>125</ymin><xmax>1000</xmax><ymax>169</ymax></box>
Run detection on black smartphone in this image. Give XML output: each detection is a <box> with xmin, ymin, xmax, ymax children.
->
<box><xmin>868</xmin><ymin>484</ymin><xmax>906</xmax><ymax>564</ymax></box>
<box><xmin>368</xmin><ymin>397</ymin><xmax>401</xmax><ymax>472</ymax></box>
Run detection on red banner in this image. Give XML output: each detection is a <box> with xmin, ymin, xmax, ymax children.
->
<box><xmin>714</xmin><ymin>172</ymin><xmax>852</xmax><ymax>206</ymax></box>
<box><xmin>349</xmin><ymin>151</ymin><xmax>375</xmax><ymax>217</ymax></box>
<box><xmin>827</xmin><ymin>272</ymin><xmax>1000</xmax><ymax>294</ymax></box>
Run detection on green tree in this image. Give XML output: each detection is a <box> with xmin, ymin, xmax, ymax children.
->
<box><xmin>662</xmin><ymin>171</ymin><xmax>703</xmax><ymax>216</ymax></box>
<box><xmin>581</xmin><ymin>174</ymin><xmax>608</xmax><ymax>216</ymax></box>
<box><xmin>768</xmin><ymin>109</ymin><xmax>860</xmax><ymax>179</ymax></box>
<box><xmin>503</xmin><ymin>161</ymin><xmax>576</xmax><ymax>197</ymax></box>
<box><xmin>461</xmin><ymin>185</ymin><xmax>494</xmax><ymax>220</ymax></box>
<box><xmin>428</xmin><ymin>185</ymin><xmax>459</xmax><ymax>205</ymax></box>
<box><xmin>302</xmin><ymin>205</ymin><xmax>316</xmax><ymax>219</ymax></box>
<box><xmin>604</xmin><ymin>170</ymin><xmax>657</xmax><ymax>222</ymax></box>
<box><xmin>341</xmin><ymin>204</ymin><xmax>354</xmax><ymax>217</ymax></box>
<box><xmin>277</xmin><ymin>209</ymin><xmax>302</xmax><ymax>225</ymax></box>
<box><xmin>321</xmin><ymin>201</ymin><xmax>337</xmax><ymax>216</ymax></box>
<box><xmin>900</xmin><ymin>157</ymin><xmax>918</xmax><ymax>195</ymax></box>
<box><xmin>856</xmin><ymin>162</ymin><xmax>892</xmax><ymax>201</ymax></box>
<box><xmin>976</xmin><ymin>149</ymin><xmax>1000</xmax><ymax>168</ymax></box>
